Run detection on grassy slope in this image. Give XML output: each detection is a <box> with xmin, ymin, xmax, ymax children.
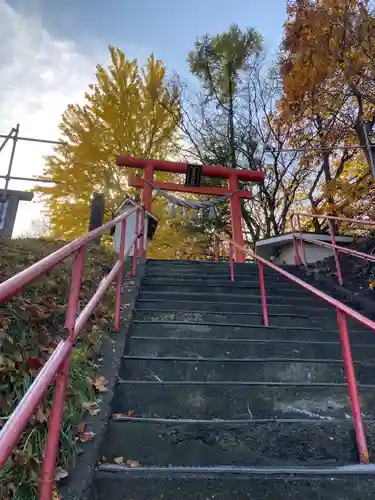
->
<box><xmin>0</xmin><ymin>238</ymin><xmax>116</xmax><ymax>499</ymax></box>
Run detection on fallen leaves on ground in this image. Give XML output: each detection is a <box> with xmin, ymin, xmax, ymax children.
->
<box><xmin>76</xmin><ymin>422</ymin><xmax>96</xmax><ymax>443</ymax></box>
<box><xmin>126</xmin><ymin>459</ymin><xmax>140</xmax><ymax>468</ymax></box>
<box><xmin>52</xmin><ymin>486</ymin><xmax>61</xmax><ymax>499</ymax></box>
<box><xmin>54</xmin><ymin>467</ymin><xmax>68</xmax><ymax>482</ymax></box>
<box><xmin>92</xmin><ymin>376</ymin><xmax>108</xmax><ymax>393</ymax></box>
<box><xmin>112</xmin><ymin>457</ymin><xmax>140</xmax><ymax>468</ymax></box>
<box><xmin>82</xmin><ymin>401</ymin><xmax>100</xmax><ymax>416</ymax></box>
<box><xmin>112</xmin><ymin>410</ymin><xmax>135</xmax><ymax>418</ymax></box>
<box><xmin>0</xmin><ymin>238</ymin><xmax>116</xmax><ymax>498</ymax></box>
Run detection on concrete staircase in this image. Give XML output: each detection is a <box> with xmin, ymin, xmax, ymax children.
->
<box><xmin>89</xmin><ymin>259</ymin><xmax>375</xmax><ymax>499</ymax></box>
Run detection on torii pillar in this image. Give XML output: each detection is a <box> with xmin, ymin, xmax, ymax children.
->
<box><xmin>116</xmin><ymin>156</ymin><xmax>264</xmax><ymax>262</ymax></box>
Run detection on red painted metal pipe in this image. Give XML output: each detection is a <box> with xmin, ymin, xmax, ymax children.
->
<box><xmin>216</xmin><ymin>232</ymin><xmax>372</xmax><ymax>463</ymax></box>
<box><xmin>74</xmin><ymin>260</ymin><xmax>122</xmax><ymax>338</ymax></box>
<box><xmin>129</xmin><ymin>176</ymin><xmax>254</xmax><ymax>199</ymax></box>
<box><xmin>115</xmin><ymin>218</ymin><xmax>127</xmax><ymax>331</ymax></box>
<box><xmin>258</xmin><ymin>262</ymin><xmax>269</xmax><ymax>327</ymax></box>
<box><xmin>336</xmin><ymin>309</ymin><xmax>369</xmax><ymax>464</ymax></box>
<box><xmin>40</xmin><ymin>246</ymin><xmax>86</xmax><ymax>498</ymax></box>
<box><xmin>296</xmin><ymin>214</ymin><xmax>307</xmax><ymax>267</ymax></box>
<box><xmin>328</xmin><ymin>219</ymin><xmax>344</xmax><ymax>286</ymax></box>
<box><xmin>214</xmin><ymin>235</ymin><xmax>219</xmax><ymax>262</ymax></box>
<box><xmin>0</xmin><ymin>340</ymin><xmax>71</xmax><ymax>468</ymax></box>
<box><xmin>132</xmin><ymin>209</ymin><xmax>140</xmax><ymax>277</ymax></box>
<box><xmin>215</xmin><ymin>232</ymin><xmax>375</xmax><ymax>332</ymax></box>
<box><xmin>229</xmin><ymin>243</ymin><xmax>235</xmax><ymax>281</ymax></box>
<box><xmin>139</xmin><ymin>207</ymin><xmax>145</xmax><ymax>258</ymax></box>
<box><xmin>117</xmin><ymin>155</ymin><xmax>265</xmax><ymax>183</ymax></box>
<box><xmin>295</xmin><ymin>212</ymin><xmax>375</xmax><ymax>228</ymax></box>
<box><xmin>295</xmin><ymin>235</ymin><xmax>375</xmax><ymax>263</ymax></box>
<box><xmin>64</xmin><ymin>247</ymin><xmax>86</xmax><ymax>338</ymax></box>
<box><xmin>0</xmin><ymin>205</ymin><xmax>139</xmax><ymax>304</ymax></box>
<box><xmin>290</xmin><ymin>215</ymin><xmax>302</xmax><ymax>265</ymax></box>
<box><xmin>0</xmin><ymin>219</ymin><xmax>140</xmax><ymax>469</ymax></box>
<box><xmin>39</xmin><ymin>356</ymin><xmax>72</xmax><ymax>499</ymax></box>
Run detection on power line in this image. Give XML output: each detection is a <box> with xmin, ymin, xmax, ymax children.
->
<box><xmin>0</xmin><ymin>175</ymin><xmax>61</xmax><ymax>184</ymax></box>
<box><xmin>264</xmin><ymin>144</ymin><xmax>367</xmax><ymax>154</ymax></box>
<box><xmin>0</xmin><ymin>133</ymin><xmax>64</xmax><ymax>146</ymax></box>
<box><xmin>0</xmin><ymin>131</ymin><xmax>368</xmax><ymax>154</ymax></box>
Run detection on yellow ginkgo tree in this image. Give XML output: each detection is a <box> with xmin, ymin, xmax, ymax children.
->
<box><xmin>37</xmin><ymin>46</ymin><xmax>180</xmax><ymax>239</ymax></box>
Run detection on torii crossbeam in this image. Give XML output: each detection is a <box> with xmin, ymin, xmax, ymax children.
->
<box><xmin>116</xmin><ymin>155</ymin><xmax>264</xmax><ymax>262</ymax></box>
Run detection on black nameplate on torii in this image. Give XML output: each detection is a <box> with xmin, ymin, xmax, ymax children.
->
<box><xmin>185</xmin><ymin>163</ymin><xmax>202</xmax><ymax>187</ymax></box>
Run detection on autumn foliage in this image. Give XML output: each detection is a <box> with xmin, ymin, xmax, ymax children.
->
<box><xmin>0</xmin><ymin>239</ymin><xmax>116</xmax><ymax>499</ymax></box>
<box><xmin>38</xmin><ymin>47</ymin><xmax>179</xmax><ymax>240</ymax></box>
<box><xmin>278</xmin><ymin>0</ymin><xmax>375</xmax><ymax>224</ymax></box>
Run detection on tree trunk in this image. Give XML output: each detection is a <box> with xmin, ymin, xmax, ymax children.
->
<box><xmin>355</xmin><ymin>117</ymin><xmax>375</xmax><ymax>175</ymax></box>
<box><xmin>227</xmin><ymin>64</ymin><xmax>236</xmax><ymax>169</ymax></box>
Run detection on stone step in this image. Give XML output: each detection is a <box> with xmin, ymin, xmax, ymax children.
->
<box><xmin>140</xmin><ymin>282</ymin><xmax>313</xmax><ymax>296</ymax></box>
<box><xmin>129</xmin><ymin>322</ymin><xmax>375</xmax><ymax>344</ymax></box>
<box><xmin>119</xmin><ymin>358</ymin><xmax>374</xmax><ymax>384</ymax></box>
<box><xmin>133</xmin><ymin>310</ymin><xmax>366</xmax><ymax>329</ymax></box>
<box><xmin>128</xmin><ymin>337</ymin><xmax>375</xmax><ymax>362</ymax></box>
<box><xmin>100</xmin><ymin>419</ymin><xmax>375</xmax><ymax>467</ymax></box>
<box><xmin>146</xmin><ymin>259</ymin><xmax>257</xmax><ymax>266</ymax></box>
<box><xmin>113</xmin><ymin>382</ymin><xmax>375</xmax><ymax>420</ymax></box>
<box><xmin>135</xmin><ymin>299</ymin><xmax>333</xmax><ymax>315</ymax></box>
<box><xmin>146</xmin><ymin>260</ymin><xmax>298</xmax><ymax>271</ymax></box>
<box><xmin>145</xmin><ymin>266</ymin><xmax>305</xmax><ymax>275</ymax></box>
<box><xmin>142</xmin><ymin>277</ymin><xmax>305</xmax><ymax>291</ymax></box>
<box><xmin>90</xmin><ymin>470</ymin><xmax>375</xmax><ymax>500</ymax></box>
<box><xmin>145</xmin><ymin>271</ymin><xmax>295</xmax><ymax>281</ymax></box>
<box><xmin>138</xmin><ymin>290</ymin><xmax>329</xmax><ymax>307</ymax></box>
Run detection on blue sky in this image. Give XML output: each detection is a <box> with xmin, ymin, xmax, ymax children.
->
<box><xmin>9</xmin><ymin>0</ymin><xmax>287</xmax><ymax>76</ymax></box>
<box><xmin>1</xmin><ymin>0</ymin><xmax>287</xmax><ymax>234</ymax></box>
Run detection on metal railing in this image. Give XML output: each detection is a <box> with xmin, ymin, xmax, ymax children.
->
<box><xmin>291</xmin><ymin>213</ymin><xmax>375</xmax><ymax>285</ymax></box>
<box><xmin>0</xmin><ymin>202</ymin><xmax>145</xmax><ymax>499</ymax></box>
<box><xmin>217</xmin><ymin>233</ymin><xmax>375</xmax><ymax>465</ymax></box>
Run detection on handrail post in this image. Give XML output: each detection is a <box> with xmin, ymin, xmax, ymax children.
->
<box><xmin>132</xmin><ymin>208</ymin><xmax>140</xmax><ymax>277</ymax></box>
<box><xmin>328</xmin><ymin>218</ymin><xmax>344</xmax><ymax>286</ymax></box>
<box><xmin>258</xmin><ymin>262</ymin><xmax>269</xmax><ymax>326</ymax></box>
<box><xmin>64</xmin><ymin>247</ymin><xmax>86</xmax><ymax>340</ymax></box>
<box><xmin>39</xmin><ymin>247</ymin><xmax>85</xmax><ymax>499</ymax></box>
<box><xmin>291</xmin><ymin>214</ymin><xmax>301</xmax><ymax>265</ymax></box>
<box><xmin>139</xmin><ymin>206</ymin><xmax>145</xmax><ymax>259</ymax></box>
<box><xmin>214</xmin><ymin>234</ymin><xmax>219</xmax><ymax>261</ymax></box>
<box><xmin>336</xmin><ymin>309</ymin><xmax>369</xmax><ymax>464</ymax></box>
<box><xmin>296</xmin><ymin>214</ymin><xmax>307</xmax><ymax>266</ymax></box>
<box><xmin>115</xmin><ymin>218</ymin><xmax>127</xmax><ymax>332</ymax></box>
<box><xmin>39</xmin><ymin>356</ymin><xmax>72</xmax><ymax>500</ymax></box>
<box><xmin>229</xmin><ymin>242</ymin><xmax>235</xmax><ymax>281</ymax></box>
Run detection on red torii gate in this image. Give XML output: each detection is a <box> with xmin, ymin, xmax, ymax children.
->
<box><xmin>116</xmin><ymin>155</ymin><xmax>264</xmax><ymax>262</ymax></box>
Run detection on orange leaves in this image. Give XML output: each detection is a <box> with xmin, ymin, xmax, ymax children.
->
<box><xmin>54</xmin><ymin>467</ymin><xmax>69</xmax><ymax>482</ymax></box>
<box><xmin>27</xmin><ymin>356</ymin><xmax>43</xmax><ymax>374</ymax></box>
<box><xmin>112</xmin><ymin>457</ymin><xmax>140</xmax><ymax>468</ymax></box>
<box><xmin>92</xmin><ymin>375</ymin><xmax>108</xmax><ymax>393</ymax></box>
<box><xmin>83</xmin><ymin>400</ymin><xmax>101</xmax><ymax>416</ymax></box>
<box><xmin>76</xmin><ymin>422</ymin><xmax>95</xmax><ymax>443</ymax></box>
<box><xmin>282</xmin><ymin>0</ymin><xmax>375</xmax><ymax>113</ymax></box>
<box><xmin>112</xmin><ymin>409</ymin><xmax>135</xmax><ymax>418</ymax></box>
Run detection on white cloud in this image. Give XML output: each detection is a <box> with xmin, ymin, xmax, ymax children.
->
<box><xmin>0</xmin><ymin>1</ymin><xmax>105</xmax><ymax>236</ymax></box>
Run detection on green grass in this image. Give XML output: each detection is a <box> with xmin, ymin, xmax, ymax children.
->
<box><xmin>0</xmin><ymin>238</ymin><xmax>117</xmax><ymax>499</ymax></box>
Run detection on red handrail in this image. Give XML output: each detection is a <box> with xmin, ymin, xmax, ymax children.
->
<box><xmin>0</xmin><ymin>203</ymin><xmax>145</xmax><ymax>499</ymax></box>
<box><xmin>296</xmin><ymin>212</ymin><xmax>375</xmax><ymax>227</ymax></box>
<box><xmin>218</xmin><ymin>233</ymin><xmax>373</xmax><ymax>465</ymax></box>
<box><xmin>291</xmin><ymin>212</ymin><xmax>375</xmax><ymax>285</ymax></box>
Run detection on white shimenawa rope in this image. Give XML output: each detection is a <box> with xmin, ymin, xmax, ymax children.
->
<box><xmin>143</xmin><ymin>179</ymin><xmax>239</xmax><ymax>210</ymax></box>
